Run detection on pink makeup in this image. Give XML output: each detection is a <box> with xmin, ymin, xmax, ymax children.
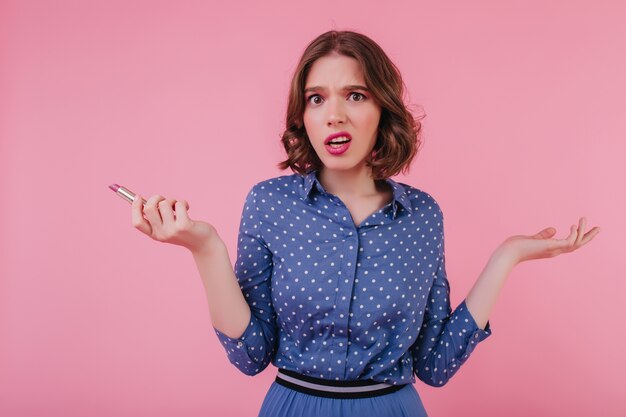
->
<box><xmin>109</xmin><ymin>184</ymin><xmax>147</xmax><ymax>206</ymax></box>
<box><xmin>325</xmin><ymin>141</ymin><xmax>351</xmax><ymax>155</ymax></box>
<box><xmin>324</xmin><ymin>131</ymin><xmax>352</xmax><ymax>155</ymax></box>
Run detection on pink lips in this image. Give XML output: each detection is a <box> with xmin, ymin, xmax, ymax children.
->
<box><xmin>324</xmin><ymin>131</ymin><xmax>352</xmax><ymax>155</ymax></box>
<box><xmin>324</xmin><ymin>131</ymin><xmax>352</xmax><ymax>145</ymax></box>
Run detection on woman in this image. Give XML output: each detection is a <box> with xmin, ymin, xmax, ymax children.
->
<box><xmin>131</xmin><ymin>30</ymin><xmax>600</xmax><ymax>417</ymax></box>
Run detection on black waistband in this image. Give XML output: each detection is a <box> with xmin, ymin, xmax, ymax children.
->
<box><xmin>275</xmin><ymin>368</ymin><xmax>406</xmax><ymax>399</ymax></box>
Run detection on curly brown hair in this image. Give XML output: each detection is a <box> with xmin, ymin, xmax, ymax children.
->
<box><xmin>277</xmin><ymin>30</ymin><xmax>425</xmax><ymax>180</ymax></box>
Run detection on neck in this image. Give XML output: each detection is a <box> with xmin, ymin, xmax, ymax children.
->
<box><xmin>318</xmin><ymin>165</ymin><xmax>379</xmax><ymax>198</ymax></box>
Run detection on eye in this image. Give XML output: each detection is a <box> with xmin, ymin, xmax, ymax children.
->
<box><xmin>349</xmin><ymin>92</ymin><xmax>366</xmax><ymax>102</ymax></box>
<box><xmin>306</xmin><ymin>94</ymin><xmax>323</xmax><ymax>105</ymax></box>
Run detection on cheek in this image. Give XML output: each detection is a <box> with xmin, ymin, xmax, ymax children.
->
<box><xmin>355</xmin><ymin>105</ymin><xmax>381</xmax><ymax>127</ymax></box>
<box><xmin>303</xmin><ymin>111</ymin><xmax>311</xmax><ymax>130</ymax></box>
<box><xmin>303</xmin><ymin>112</ymin><xmax>321</xmax><ymax>141</ymax></box>
<box><xmin>303</xmin><ymin>115</ymin><xmax>310</xmax><ymax>132</ymax></box>
<box><xmin>359</xmin><ymin>113</ymin><xmax>381</xmax><ymax>138</ymax></box>
<box><xmin>368</xmin><ymin>108</ymin><xmax>382</xmax><ymax>126</ymax></box>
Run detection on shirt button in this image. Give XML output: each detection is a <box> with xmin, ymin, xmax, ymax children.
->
<box><xmin>474</xmin><ymin>334</ymin><xmax>479</xmax><ymax>339</ymax></box>
<box><xmin>237</xmin><ymin>341</ymin><xmax>244</xmax><ymax>347</ymax></box>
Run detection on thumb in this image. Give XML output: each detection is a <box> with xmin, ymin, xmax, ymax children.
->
<box><xmin>533</xmin><ymin>227</ymin><xmax>556</xmax><ymax>239</ymax></box>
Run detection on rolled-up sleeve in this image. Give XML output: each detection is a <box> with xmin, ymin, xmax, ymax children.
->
<box><xmin>213</xmin><ymin>185</ymin><xmax>277</xmax><ymax>376</ymax></box>
<box><xmin>411</xmin><ymin>214</ymin><xmax>491</xmax><ymax>387</ymax></box>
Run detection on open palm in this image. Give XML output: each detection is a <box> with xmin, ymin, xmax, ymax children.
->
<box><xmin>501</xmin><ymin>217</ymin><xmax>600</xmax><ymax>264</ymax></box>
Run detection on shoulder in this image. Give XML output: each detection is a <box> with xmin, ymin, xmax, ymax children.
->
<box><xmin>395</xmin><ymin>181</ymin><xmax>445</xmax><ymax>221</ymax></box>
<box><xmin>244</xmin><ymin>173</ymin><xmax>305</xmax><ymax>201</ymax></box>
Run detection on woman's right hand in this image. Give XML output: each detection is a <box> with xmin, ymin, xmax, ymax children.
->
<box><xmin>131</xmin><ymin>194</ymin><xmax>219</xmax><ymax>254</ymax></box>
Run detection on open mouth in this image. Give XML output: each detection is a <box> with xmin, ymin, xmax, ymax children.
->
<box><xmin>327</xmin><ymin>137</ymin><xmax>351</xmax><ymax>148</ymax></box>
<box><xmin>324</xmin><ymin>138</ymin><xmax>352</xmax><ymax>155</ymax></box>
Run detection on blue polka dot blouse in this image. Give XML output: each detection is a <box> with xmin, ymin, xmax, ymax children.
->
<box><xmin>213</xmin><ymin>171</ymin><xmax>492</xmax><ymax>386</ymax></box>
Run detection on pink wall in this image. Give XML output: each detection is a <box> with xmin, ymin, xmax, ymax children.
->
<box><xmin>1</xmin><ymin>0</ymin><xmax>624</xmax><ymax>416</ymax></box>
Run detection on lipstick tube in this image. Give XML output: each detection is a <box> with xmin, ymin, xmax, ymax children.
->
<box><xmin>109</xmin><ymin>184</ymin><xmax>147</xmax><ymax>206</ymax></box>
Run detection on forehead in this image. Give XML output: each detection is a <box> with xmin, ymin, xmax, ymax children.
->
<box><xmin>305</xmin><ymin>54</ymin><xmax>365</xmax><ymax>88</ymax></box>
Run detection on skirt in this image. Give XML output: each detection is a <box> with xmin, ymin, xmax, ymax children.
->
<box><xmin>258</xmin><ymin>369</ymin><xmax>428</xmax><ymax>417</ymax></box>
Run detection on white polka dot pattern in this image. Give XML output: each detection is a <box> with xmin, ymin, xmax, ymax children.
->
<box><xmin>213</xmin><ymin>171</ymin><xmax>491</xmax><ymax>385</ymax></box>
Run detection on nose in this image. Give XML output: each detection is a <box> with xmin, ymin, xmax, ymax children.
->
<box><xmin>326</xmin><ymin>97</ymin><xmax>346</xmax><ymax>126</ymax></box>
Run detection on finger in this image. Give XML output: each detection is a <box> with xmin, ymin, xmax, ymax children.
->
<box><xmin>176</xmin><ymin>199</ymin><xmax>190</xmax><ymax>212</ymax></box>
<box><xmin>575</xmin><ymin>217</ymin><xmax>586</xmax><ymax>246</ymax></box>
<box><xmin>567</xmin><ymin>224</ymin><xmax>578</xmax><ymax>246</ymax></box>
<box><xmin>555</xmin><ymin>225</ymin><xmax>577</xmax><ymax>249</ymax></box>
<box><xmin>159</xmin><ymin>198</ymin><xmax>177</xmax><ymax>225</ymax></box>
<box><xmin>174</xmin><ymin>200</ymin><xmax>191</xmax><ymax>224</ymax></box>
<box><xmin>580</xmin><ymin>226</ymin><xmax>601</xmax><ymax>246</ymax></box>
<box><xmin>144</xmin><ymin>195</ymin><xmax>166</xmax><ymax>230</ymax></box>
<box><xmin>131</xmin><ymin>194</ymin><xmax>152</xmax><ymax>235</ymax></box>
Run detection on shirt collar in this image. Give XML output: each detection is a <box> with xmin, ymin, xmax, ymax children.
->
<box><xmin>301</xmin><ymin>170</ymin><xmax>413</xmax><ymax>218</ymax></box>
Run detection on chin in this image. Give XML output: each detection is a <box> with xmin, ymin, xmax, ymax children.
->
<box><xmin>321</xmin><ymin>160</ymin><xmax>362</xmax><ymax>172</ymax></box>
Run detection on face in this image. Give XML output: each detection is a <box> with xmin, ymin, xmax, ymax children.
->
<box><xmin>303</xmin><ymin>53</ymin><xmax>382</xmax><ymax>174</ymax></box>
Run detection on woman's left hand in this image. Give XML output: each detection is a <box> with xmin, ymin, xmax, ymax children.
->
<box><xmin>498</xmin><ymin>217</ymin><xmax>601</xmax><ymax>265</ymax></box>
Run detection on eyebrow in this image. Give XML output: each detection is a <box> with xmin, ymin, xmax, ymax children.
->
<box><xmin>303</xmin><ymin>85</ymin><xmax>370</xmax><ymax>94</ymax></box>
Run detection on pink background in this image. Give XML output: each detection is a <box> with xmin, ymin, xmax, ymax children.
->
<box><xmin>1</xmin><ymin>1</ymin><xmax>624</xmax><ymax>416</ymax></box>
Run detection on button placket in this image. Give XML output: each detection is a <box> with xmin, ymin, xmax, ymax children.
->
<box><xmin>330</xmin><ymin>229</ymin><xmax>358</xmax><ymax>376</ymax></box>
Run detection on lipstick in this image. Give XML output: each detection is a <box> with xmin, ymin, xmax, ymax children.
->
<box><xmin>109</xmin><ymin>184</ymin><xmax>147</xmax><ymax>206</ymax></box>
<box><xmin>324</xmin><ymin>131</ymin><xmax>352</xmax><ymax>155</ymax></box>
<box><xmin>324</xmin><ymin>131</ymin><xmax>352</xmax><ymax>144</ymax></box>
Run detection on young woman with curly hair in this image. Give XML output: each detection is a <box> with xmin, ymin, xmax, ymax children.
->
<box><xmin>130</xmin><ymin>30</ymin><xmax>599</xmax><ymax>417</ymax></box>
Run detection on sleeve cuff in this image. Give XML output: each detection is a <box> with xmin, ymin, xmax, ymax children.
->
<box><xmin>456</xmin><ymin>299</ymin><xmax>492</xmax><ymax>346</ymax></box>
<box><xmin>213</xmin><ymin>314</ymin><xmax>273</xmax><ymax>367</ymax></box>
<box><xmin>213</xmin><ymin>317</ymin><xmax>257</xmax><ymax>349</ymax></box>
